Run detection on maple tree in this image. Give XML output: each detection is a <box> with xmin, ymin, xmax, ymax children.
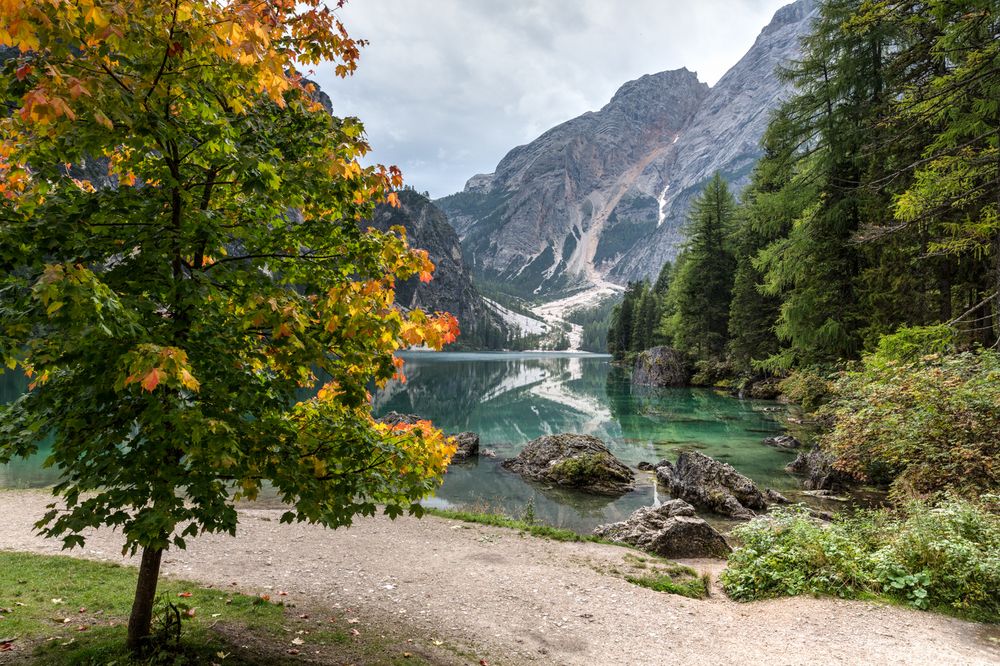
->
<box><xmin>0</xmin><ymin>0</ymin><xmax>459</xmax><ymax>651</ymax></box>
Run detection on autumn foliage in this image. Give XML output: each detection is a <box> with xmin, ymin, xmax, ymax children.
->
<box><xmin>0</xmin><ymin>0</ymin><xmax>458</xmax><ymax>648</ymax></box>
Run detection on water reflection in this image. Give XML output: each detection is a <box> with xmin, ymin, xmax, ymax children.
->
<box><xmin>373</xmin><ymin>352</ymin><xmax>794</xmax><ymax>532</ymax></box>
<box><xmin>2</xmin><ymin>353</ymin><xmax>798</xmax><ymax>533</ymax></box>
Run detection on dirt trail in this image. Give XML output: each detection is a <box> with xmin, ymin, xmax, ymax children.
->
<box><xmin>1</xmin><ymin>491</ymin><xmax>997</xmax><ymax>665</ymax></box>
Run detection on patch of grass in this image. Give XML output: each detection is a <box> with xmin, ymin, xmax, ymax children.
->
<box><xmin>625</xmin><ymin>570</ymin><xmax>710</xmax><ymax>600</ymax></box>
<box><xmin>426</xmin><ymin>507</ymin><xmax>607</xmax><ymax>543</ymax></box>
<box><xmin>0</xmin><ymin>551</ymin><xmax>463</xmax><ymax>664</ymax></box>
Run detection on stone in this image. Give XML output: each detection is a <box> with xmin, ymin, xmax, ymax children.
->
<box><xmin>501</xmin><ymin>433</ymin><xmax>635</xmax><ymax>496</ymax></box>
<box><xmin>631</xmin><ymin>346</ymin><xmax>690</xmax><ymax>388</ymax></box>
<box><xmin>593</xmin><ymin>500</ymin><xmax>731</xmax><ymax>558</ymax></box>
<box><xmin>656</xmin><ymin>451</ymin><xmax>768</xmax><ymax>520</ymax></box>
<box><xmin>450</xmin><ymin>432</ymin><xmax>480</xmax><ymax>462</ymax></box>
<box><xmin>786</xmin><ymin>445</ymin><xmax>853</xmax><ymax>492</ymax></box>
<box><xmin>765</xmin><ymin>488</ymin><xmax>791</xmax><ymax>504</ymax></box>
<box><xmin>761</xmin><ymin>434</ymin><xmax>802</xmax><ymax>449</ymax></box>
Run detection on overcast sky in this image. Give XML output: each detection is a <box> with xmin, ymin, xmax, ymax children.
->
<box><xmin>313</xmin><ymin>0</ymin><xmax>790</xmax><ymax>198</ymax></box>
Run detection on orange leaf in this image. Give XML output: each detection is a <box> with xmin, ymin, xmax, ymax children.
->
<box><xmin>140</xmin><ymin>368</ymin><xmax>162</xmax><ymax>392</ymax></box>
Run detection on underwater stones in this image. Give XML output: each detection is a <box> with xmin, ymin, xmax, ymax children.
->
<box><xmin>655</xmin><ymin>451</ymin><xmax>768</xmax><ymax>520</ymax></box>
<box><xmin>630</xmin><ymin>346</ymin><xmax>691</xmax><ymax>387</ymax></box>
<box><xmin>502</xmin><ymin>433</ymin><xmax>635</xmax><ymax>496</ymax></box>
<box><xmin>761</xmin><ymin>434</ymin><xmax>802</xmax><ymax>450</ymax></box>
<box><xmin>593</xmin><ymin>499</ymin><xmax>731</xmax><ymax>558</ymax></box>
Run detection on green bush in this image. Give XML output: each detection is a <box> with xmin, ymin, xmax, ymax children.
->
<box><xmin>777</xmin><ymin>370</ymin><xmax>832</xmax><ymax>412</ymax></box>
<box><xmin>721</xmin><ymin>498</ymin><xmax>1000</xmax><ymax>621</ymax></box>
<box><xmin>821</xmin><ymin>346</ymin><xmax>1000</xmax><ymax>500</ymax></box>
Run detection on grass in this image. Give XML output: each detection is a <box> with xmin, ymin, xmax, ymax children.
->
<box><xmin>425</xmin><ymin>507</ymin><xmax>611</xmax><ymax>544</ymax></box>
<box><xmin>0</xmin><ymin>550</ymin><xmax>463</xmax><ymax>665</ymax></box>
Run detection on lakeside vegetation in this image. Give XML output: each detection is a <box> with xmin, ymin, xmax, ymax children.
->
<box><xmin>606</xmin><ymin>0</ymin><xmax>1000</xmax><ymax>614</ymax></box>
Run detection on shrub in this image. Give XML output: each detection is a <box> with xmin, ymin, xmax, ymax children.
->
<box><xmin>721</xmin><ymin>498</ymin><xmax>1000</xmax><ymax>621</ymax></box>
<box><xmin>777</xmin><ymin>370</ymin><xmax>832</xmax><ymax>412</ymax></box>
<box><xmin>821</xmin><ymin>346</ymin><xmax>1000</xmax><ymax>500</ymax></box>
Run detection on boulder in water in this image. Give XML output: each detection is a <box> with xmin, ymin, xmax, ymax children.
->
<box><xmin>656</xmin><ymin>451</ymin><xmax>768</xmax><ymax>520</ymax></box>
<box><xmin>502</xmin><ymin>433</ymin><xmax>635</xmax><ymax>496</ymax></box>
<box><xmin>450</xmin><ymin>431</ymin><xmax>480</xmax><ymax>462</ymax></box>
<box><xmin>594</xmin><ymin>499</ymin><xmax>731</xmax><ymax>558</ymax></box>
<box><xmin>631</xmin><ymin>346</ymin><xmax>690</xmax><ymax>387</ymax></box>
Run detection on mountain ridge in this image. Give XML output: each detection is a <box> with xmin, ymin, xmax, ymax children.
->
<box><xmin>437</xmin><ymin>0</ymin><xmax>818</xmax><ymax>296</ymax></box>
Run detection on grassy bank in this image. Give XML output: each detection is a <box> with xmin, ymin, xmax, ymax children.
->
<box><xmin>0</xmin><ymin>551</ymin><xmax>463</xmax><ymax>665</ymax></box>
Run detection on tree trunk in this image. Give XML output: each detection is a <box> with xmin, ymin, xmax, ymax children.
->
<box><xmin>126</xmin><ymin>546</ymin><xmax>164</xmax><ymax>653</ymax></box>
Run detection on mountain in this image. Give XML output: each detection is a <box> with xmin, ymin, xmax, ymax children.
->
<box><xmin>437</xmin><ymin>0</ymin><xmax>817</xmax><ymax>297</ymax></box>
<box><xmin>369</xmin><ymin>189</ymin><xmax>511</xmax><ymax>349</ymax></box>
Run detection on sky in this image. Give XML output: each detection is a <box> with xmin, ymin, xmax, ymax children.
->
<box><xmin>314</xmin><ymin>0</ymin><xmax>791</xmax><ymax>198</ymax></box>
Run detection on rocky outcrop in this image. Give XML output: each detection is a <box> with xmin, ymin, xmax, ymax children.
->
<box><xmin>655</xmin><ymin>451</ymin><xmax>768</xmax><ymax>520</ymax></box>
<box><xmin>631</xmin><ymin>346</ymin><xmax>690</xmax><ymax>387</ymax></box>
<box><xmin>438</xmin><ymin>1</ymin><xmax>819</xmax><ymax>297</ymax></box>
<box><xmin>502</xmin><ymin>434</ymin><xmax>635</xmax><ymax>496</ymax></box>
<box><xmin>450</xmin><ymin>431</ymin><xmax>480</xmax><ymax>462</ymax></box>
<box><xmin>593</xmin><ymin>499</ymin><xmax>731</xmax><ymax>558</ymax></box>
<box><xmin>370</xmin><ymin>190</ymin><xmax>509</xmax><ymax>349</ymax></box>
<box><xmin>378</xmin><ymin>412</ymin><xmax>479</xmax><ymax>463</ymax></box>
<box><xmin>762</xmin><ymin>435</ymin><xmax>802</xmax><ymax>450</ymax></box>
<box><xmin>786</xmin><ymin>445</ymin><xmax>853</xmax><ymax>491</ymax></box>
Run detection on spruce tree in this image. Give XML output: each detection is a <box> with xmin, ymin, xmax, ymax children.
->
<box><xmin>670</xmin><ymin>173</ymin><xmax>737</xmax><ymax>359</ymax></box>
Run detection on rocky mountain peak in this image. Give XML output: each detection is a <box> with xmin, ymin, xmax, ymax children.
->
<box><xmin>438</xmin><ymin>0</ymin><xmax>819</xmax><ymax>297</ymax></box>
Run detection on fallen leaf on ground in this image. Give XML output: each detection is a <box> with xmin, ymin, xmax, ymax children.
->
<box><xmin>51</xmin><ymin>598</ymin><xmax>64</xmax><ymax>605</ymax></box>
<box><xmin>75</xmin><ymin>626</ymin><xmax>88</xmax><ymax>632</ymax></box>
<box><xmin>350</xmin><ymin>629</ymin><xmax>360</xmax><ymax>636</ymax></box>
<box><xmin>346</xmin><ymin>618</ymin><xmax>359</xmax><ymax>624</ymax></box>
<box><xmin>287</xmin><ymin>648</ymin><xmax>300</xmax><ymax>655</ymax></box>
<box><xmin>178</xmin><ymin>592</ymin><xmax>192</xmax><ymax>598</ymax></box>
<box><xmin>291</xmin><ymin>637</ymin><xmax>304</xmax><ymax>645</ymax></box>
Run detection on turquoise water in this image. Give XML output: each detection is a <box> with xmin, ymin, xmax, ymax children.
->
<box><xmin>372</xmin><ymin>352</ymin><xmax>800</xmax><ymax>531</ymax></box>
<box><xmin>0</xmin><ymin>353</ymin><xmax>805</xmax><ymax>531</ymax></box>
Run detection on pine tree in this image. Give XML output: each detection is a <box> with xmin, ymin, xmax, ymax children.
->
<box><xmin>670</xmin><ymin>173</ymin><xmax>737</xmax><ymax>359</ymax></box>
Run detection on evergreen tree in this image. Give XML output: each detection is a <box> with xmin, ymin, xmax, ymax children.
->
<box><xmin>669</xmin><ymin>173</ymin><xmax>737</xmax><ymax>359</ymax></box>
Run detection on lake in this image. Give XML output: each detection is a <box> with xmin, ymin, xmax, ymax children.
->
<box><xmin>0</xmin><ymin>352</ymin><xmax>806</xmax><ymax>532</ymax></box>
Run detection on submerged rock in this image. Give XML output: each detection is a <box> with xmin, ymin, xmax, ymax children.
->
<box><xmin>786</xmin><ymin>445</ymin><xmax>853</xmax><ymax>492</ymax></box>
<box><xmin>631</xmin><ymin>346</ymin><xmax>690</xmax><ymax>387</ymax></box>
<box><xmin>655</xmin><ymin>451</ymin><xmax>768</xmax><ymax>520</ymax></box>
<box><xmin>593</xmin><ymin>499</ymin><xmax>731</xmax><ymax>558</ymax></box>
<box><xmin>761</xmin><ymin>434</ymin><xmax>802</xmax><ymax>450</ymax></box>
<box><xmin>502</xmin><ymin>433</ymin><xmax>635</xmax><ymax>496</ymax></box>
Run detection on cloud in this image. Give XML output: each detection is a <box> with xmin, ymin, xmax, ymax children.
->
<box><xmin>314</xmin><ymin>0</ymin><xmax>791</xmax><ymax>198</ymax></box>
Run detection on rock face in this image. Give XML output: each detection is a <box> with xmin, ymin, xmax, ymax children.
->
<box><xmin>786</xmin><ymin>445</ymin><xmax>853</xmax><ymax>491</ymax></box>
<box><xmin>438</xmin><ymin>0</ymin><xmax>819</xmax><ymax>297</ymax></box>
<box><xmin>369</xmin><ymin>190</ymin><xmax>509</xmax><ymax>349</ymax></box>
<box><xmin>594</xmin><ymin>499</ymin><xmax>731</xmax><ymax>558</ymax></box>
<box><xmin>655</xmin><ymin>451</ymin><xmax>768</xmax><ymax>520</ymax></box>
<box><xmin>631</xmin><ymin>346</ymin><xmax>690</xmax><ymax>387</ymax></box>
<box><xmin>502</xmin><ymin>434</ymin><xmax>635</xmax><ymax>496</ymax></box>
<box><xmin>762</xmin><ymin>435</ymin><xmax>802</xmax><ymax>450</ymax></box>
<box><xmin>378</xmin><ymin>412</ymin><xmax>479</xmax><ymax>462</ymax></box>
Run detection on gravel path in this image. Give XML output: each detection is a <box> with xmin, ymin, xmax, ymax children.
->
<box><xmin>1</xmin><ymin>490</ymin><xmax>997</xmax><ymax>665</ymax></box>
